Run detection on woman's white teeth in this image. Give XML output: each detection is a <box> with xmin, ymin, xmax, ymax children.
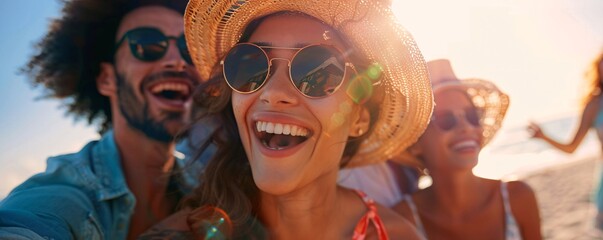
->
<box><xmin>452</xmin><ymin>140</ymin><xmax>479</xmax><ymax>150</ymax></box>
<box><xmin>283</xmin><ymin>125</ymin><xmax>291</xmax><ymax>135</ymax></box>
<box><xmin>256</xmin><ymin>121</ymin><xmax>308</xmax><ymax>137</ymax></box>
<box><xmin>274</xmin><ymin>124</ymin><xmax>283</xmax><ymax>134</ymax></box>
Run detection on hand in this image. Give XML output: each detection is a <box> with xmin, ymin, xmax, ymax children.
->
<box><xmin>527</xmin><ymin>122</ymin><xmax>544</xmax><ymax>139</ymax></box>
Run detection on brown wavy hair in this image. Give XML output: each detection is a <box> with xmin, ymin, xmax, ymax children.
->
<box><xmin>182</xmin><ymin>12</ymin><xmax>381</xmax><ymax>239</ymax></box>
<box><xmin>22</xmin><ymin>0</ymin><xmax>189</xmax><ymax>133</ymax></box>
<box><xmin>582</xmin><ymin>50</ymin><xmax>603</xmax><ymax>106</ymax></box>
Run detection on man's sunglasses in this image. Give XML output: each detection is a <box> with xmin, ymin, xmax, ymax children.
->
<box><xmin>431</xmin><ymin>108</ymin><xmax>481</xmax><ymax>131</ymax></box>
<box><xmin>115</xmin><ymin>27</ymin><xmax>193</xmax><ymax>65</ymax></box>
<box><xmin>221</xmin><ymin>43</ymin><xmax>370</xmax><ymax>98</ymax></box>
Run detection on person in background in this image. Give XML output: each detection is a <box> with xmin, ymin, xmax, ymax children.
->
<box><xmin>0</xmin><ymin>0</ymin><xmax>201</xmax><ymax>239</ymax></box>
<box><xmin>139</xmin><ymin>0</ymin><xmax>434</xmax><ymax>239</ymax></box>
<box><xmin>528</xmin><ymin>50</ymin><xmax>603</xmax><ymax>230</ymax></box>
<box><xmin>395</xmin><ymin>59</ymin><xmax>542</xmax><ymax>240</ymax></box>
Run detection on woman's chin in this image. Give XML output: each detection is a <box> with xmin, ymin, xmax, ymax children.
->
<box><xmin>251</xmin><ymin>171</ymin><xmax>300</xmax><ymax>196</ymax></box>
<box><xmin>255</xmin><ymin>181</ymin><xmax>297</xmax><ymax>196</ymax></box>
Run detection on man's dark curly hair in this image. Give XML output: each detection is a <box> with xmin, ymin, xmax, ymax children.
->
<box><xmin>23</xmin><ymin>0</ymin><xmax>189</xmax><ymax>133</ymax></box>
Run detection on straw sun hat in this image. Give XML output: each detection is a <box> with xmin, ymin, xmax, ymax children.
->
<box><xmin>184</xmin><ymin>0</ymin><xmax>434</xmax><ymax>168</ymax></box>
<box><xmin>427</xmin><ymin>59</ymin><xmax>510</xmax><ymax>146</ymax></box>
<box><xmin>391</xmin><ymin>59</ymin><xmax>509</xmax><ymax>168</ymax></box>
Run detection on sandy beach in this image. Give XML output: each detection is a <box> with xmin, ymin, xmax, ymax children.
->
<box><xmin>520</xmin><ymin>157</ymin><xmax>602</xmax><ymax>240</ymax></box>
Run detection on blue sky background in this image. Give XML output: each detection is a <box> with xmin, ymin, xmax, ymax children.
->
<box><xmin>0</xmin><ymin>0</ymin><xmax>602</xmax><ymax>198</ymax></box>
<box><xmin>0</xmin><ymin>1</ymin><xmax>98</xmax><ymax>197</ymax></box>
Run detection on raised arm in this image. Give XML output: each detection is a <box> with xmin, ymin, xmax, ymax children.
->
<box><xmin>528</xmin><ymin>98</ymin><xmax>599</xmax><ymax>154</ymax></box>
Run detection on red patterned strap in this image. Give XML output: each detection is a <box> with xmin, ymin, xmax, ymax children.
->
<box><xmin>352</xmin><ymin>190</ymin><xmax>389</xmax><ymax>240</ymax></box>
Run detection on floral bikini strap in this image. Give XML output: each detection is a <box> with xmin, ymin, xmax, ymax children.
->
<box><xmin>352</xmin><ymin>190</ymin><xmax>389</xmax><ymax>240</ymax></box>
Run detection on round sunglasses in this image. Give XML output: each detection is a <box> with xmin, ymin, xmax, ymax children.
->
<box><xmin>431</xmin><ymin>108</ymin><xmax>481</xmax><ymax>131</ymax></box>
<box><xmin>115</xmin><ymin>27</ymin><xmax>193</xmax><ymax>65</ymax></box>
<box><xmin>221</xmin><ymin>43</ymin><xmax>369</xmax><ymax>98</ymax></box>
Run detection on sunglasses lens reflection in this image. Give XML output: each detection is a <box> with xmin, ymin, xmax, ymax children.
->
<box><xmin>128</xmin><ymin>28</ymin><xmax>167</xmax><ymax>62</ymax></box>
<box><xmin>223</xmin><ymin>44</ymin><xmax>269</xmax><ymax>93</ymax></box>
<box><xmin>291</xmin><ymin>45</ymin><xmax>345</xmax><ymax>97</ymax></box>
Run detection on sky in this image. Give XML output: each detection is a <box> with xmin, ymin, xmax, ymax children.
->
<box><xmin>0</xmin><ymin>0</ymin><xmax>602</xmax><ymax>198</ymax></box>
<box><xmin>0</xmin><ymin>1</ymin><xmax>98</xmax><ymax>197</ymax></box>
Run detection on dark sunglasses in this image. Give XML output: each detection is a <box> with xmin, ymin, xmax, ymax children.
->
<box><xmin>221</xmin><ymin>43</ymin><xmax>373</xmax><ymax>98</ymax></box>
<box><xmin>431</xmin><ymin>108</ymin><xmax>481</xmax><ymax>131</ymax></box>
<box><xmin>115</xmin><ymin>27</ymin><xmax>193</xmax><ymax>65</ymax></box>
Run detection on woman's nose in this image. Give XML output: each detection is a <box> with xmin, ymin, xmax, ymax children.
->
<box><xmin>258</xmin><ymin>61</ymin><xmax>299</xmax><ymax>106</ymax></box>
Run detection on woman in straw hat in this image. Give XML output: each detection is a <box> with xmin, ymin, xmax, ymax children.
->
<box><xmin>528</xmin><ymin>50</ymin><xmax>603</xmax><ymax>229</ymax></box>
<box><xmin>393</xmin><ymin>59</ymin><xmax>542</xmax><ymax>240</ymax></box>
<box><xmin>139</xmin><ymin>0</ymin><xmax>433</xmax><ymax>239</ymax></box>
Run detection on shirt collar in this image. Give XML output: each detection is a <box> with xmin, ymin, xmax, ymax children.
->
<box><xmin>91</xmin><ymin>130</ymin><xmax>194</xmax><ymax>201</ymax></box>
<box><xmin>91</xmin><ymin>130</ymin><xmax>130</xmax><ymax>201</ymax></box>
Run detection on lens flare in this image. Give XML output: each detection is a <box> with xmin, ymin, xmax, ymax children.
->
<box><xmin>346</xmin><ymin>76</ymin><xmax>373</xmax><ymax>104</ymax></box>
<box><xmin>346</xmin><ymin>63</ymin><xmax>382</xmax><ymax>104</ymax></box>
<box><xmin>366</xmin><ymin>63</ymin><xmax>383</xmax><ymax>80</ymax></box>
<box><xmin>188</xmin><ymin>206</ymin><xmax>233</xmax><ymax>240</ymax></box>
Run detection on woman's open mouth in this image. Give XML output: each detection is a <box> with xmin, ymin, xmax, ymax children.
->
<box><xmin>254</xmin><ymin>121</ymin><xmax>312</xmax><ymax>150</ymax></box>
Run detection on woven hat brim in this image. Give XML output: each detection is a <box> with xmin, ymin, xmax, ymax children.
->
<box><xmin>184</xmin><ymin>0</ymin><xmax>434</xmax><ymax>168</ymax></box>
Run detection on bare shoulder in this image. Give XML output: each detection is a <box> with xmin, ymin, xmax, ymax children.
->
<box><xmin>506</xmin><ymin>180</ymin><xmax>536</xmax><ymax>201</ymax></box>
<box><xmin>505</xmin><ymin>180</ymin><xmax>540</xmax><ymax>221</ymax></box>
<box><xmin>392</xmin><ymin>198</ymin><xmax>414</xmax><ymax>224</ymax></box>
<box><xmin>376</xmin><ymin>204</ymin><xmax>422</xmax><ymax>240</ymax></box>
<box><xmin>506</xmin><ymin>180</ymin><xmax>542</xmax><ymax>239</ymax></box>
<box><xmin>138</xmin><ymin>209</ymin><xmax>193</xmax><ymax>239</ymax></box>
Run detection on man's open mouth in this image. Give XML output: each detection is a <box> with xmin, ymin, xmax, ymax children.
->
<box><xmin>148</xmin><ymin>81</ymin><xmax>192</xmax><ymax>102</ymax></box>
<box><xmin>254</xmin><ymin>121</ymin><xmax>311</xmax><ymax>150</ymax></box>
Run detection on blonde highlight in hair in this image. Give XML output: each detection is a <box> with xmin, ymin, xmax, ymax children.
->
<box><xmin>582</xmin><ymin>50</ymin><xmax>603</xmax><ymax>106</ymax></box>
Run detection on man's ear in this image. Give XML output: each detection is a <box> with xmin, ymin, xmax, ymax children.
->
<box><xmin>97</xmin><ymin>62</ymin><xmax>116</xmax><ymax>97</ymax></box>
<box><xmin>349</xmin><ymin>106</ymin><xmax>370</xmax><ymax>137</ymax></box>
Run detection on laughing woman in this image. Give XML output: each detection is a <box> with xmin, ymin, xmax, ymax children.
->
<box><xmin>139</xmin><ymin>0</ymin><xmax>434</xmax><ymax>239</ymax></box>
<box><xmin>393</xmin><ymin>59</ymin><xmax>542</xmax><ymax>240</ymax></box>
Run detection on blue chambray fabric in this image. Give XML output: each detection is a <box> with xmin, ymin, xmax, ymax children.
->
<box><xmin>175</xmin><ymin>116</ymin><xmax>217</xmax><ymax>184</ymax></box>
<box><xmin>0</xmin><ymin>130</ymin><xmax>200</xmax><ymax>240</ymax></box>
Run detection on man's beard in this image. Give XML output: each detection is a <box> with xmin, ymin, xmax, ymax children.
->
<box><xmin>115</xmin><ymin>73</ymin><xmax>182</xmax><ymax>143</ymax></box>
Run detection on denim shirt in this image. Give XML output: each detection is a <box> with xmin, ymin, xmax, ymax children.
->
<box><xmin>0</xmin><ymin>130</ymin><xmax>199</xmax><ymax>240</ymax></box>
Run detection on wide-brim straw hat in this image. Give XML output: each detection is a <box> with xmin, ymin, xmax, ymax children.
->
<box><xmin>184</xmin><ymin>0</ymin><xmax>433</xmax><ymax>168</ymax></box>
